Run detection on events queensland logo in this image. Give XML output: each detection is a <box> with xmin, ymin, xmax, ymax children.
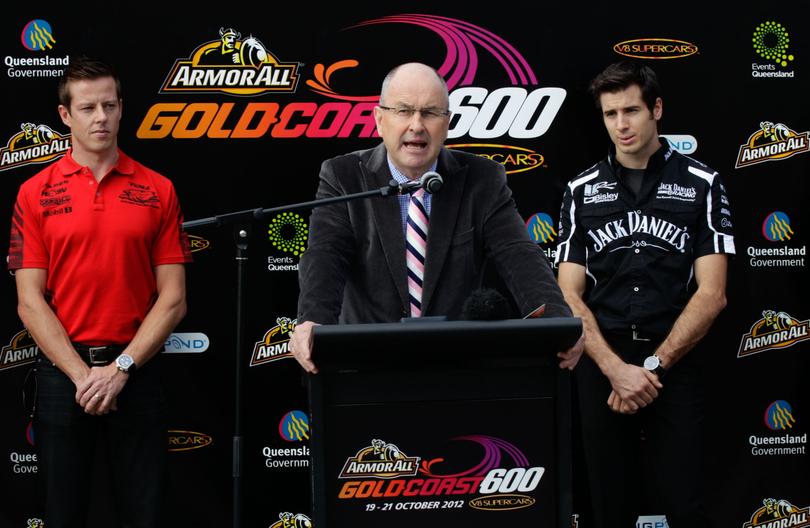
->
<box><xmin>0</xmin><ymin>123</ymin><xmax>70</xmax><ymax>172</ymax></box>
<box><xmin>736</xmin><ymin>121</ymin><xmax>808</xmax><ymax>168</ymax></box>
<box><xmin>738</xmin><ymin>310</ymin><xmax>810</xmax><ymax>358</ymax></box>
<box><xmin>267</xmin><ymin>212</ymin><xmax>307</xmax><ymax>272</ymax></box>
<box><xmin>752</xmin><ymin>21</ymin><xmax>796</xmax><ymax>78</ymax></box>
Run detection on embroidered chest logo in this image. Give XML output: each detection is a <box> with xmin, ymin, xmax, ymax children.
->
<box><xmin>119</xmin><ymin>183</ymin><xmax>159</xmax><ymax>208</ymax></box>
<box><xmin>583</xmin><ymin>181</ymin><xmax>618</xmax><ymax>204</ymax></box>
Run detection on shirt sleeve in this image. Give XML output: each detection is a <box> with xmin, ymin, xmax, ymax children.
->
<box><xmin>152</xmin><ymin>182</ymin><xmax>192</xmax><ymax>266</ymax></box>
<box><xmin>694</xmin><ymin>172</ymin><xmax>735</xmax><ymax>258</ymax></box>
<box><xmin>555</xmin><ymin>183</ymin><xmax>586</xmax><ymax>265</ymax></box>
<box><xmin>8</xmin><ymin>184</ymin><xmax>49</xmax><ymax>270</ymax></box>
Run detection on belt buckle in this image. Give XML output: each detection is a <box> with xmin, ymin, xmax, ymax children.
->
<box><xmin>632</xmin><ymin>330</ymin><xmax>651</xmax><ymax>342</ymax></box>
<box><xmin>87</xmin><ymin>346</ymin><xmax>109</xmax><ymax>365</ymax></box>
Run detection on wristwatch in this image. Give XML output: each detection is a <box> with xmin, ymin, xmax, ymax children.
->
<box><xmin>643</xmin><ymin>354</ymin><xmax>666</xmax><ymax>378</ymax></box>
<box><xmin>115</xmin><ymin>353</ymin><xmax>137</xmax><ymax>375</ymax></box>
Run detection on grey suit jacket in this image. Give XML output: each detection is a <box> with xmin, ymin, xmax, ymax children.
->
<box><xmin>298</xmin><ymin>143</ymin><xmax>571</xmax><ymax>324</ymax></box>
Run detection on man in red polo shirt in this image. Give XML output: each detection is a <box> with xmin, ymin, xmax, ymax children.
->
<box><xmin>8</xmin><ymin>57</ymin><xmax>192</xmax><ymax>527</ymax></box>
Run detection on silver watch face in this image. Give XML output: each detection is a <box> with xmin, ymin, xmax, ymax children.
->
<box><xmin>116</xmin><ymin>354</ymin><xmax>134</xmax><ymax>371</ymax></box>
<box><xmin>643</xmin><ymin>355</ymin><xmax>660</xmax><ymax>371</ymax></box>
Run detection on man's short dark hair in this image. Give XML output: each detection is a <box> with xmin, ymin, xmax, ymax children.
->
<box><xmin>589</xmin><ymin>61</ymin><xmax>661</xmax><ymax>113</ymax></box>
<box><xmin>58</xmin><ymin>57</ymin><xmax>121</xmax><ymax>109</ymax></box>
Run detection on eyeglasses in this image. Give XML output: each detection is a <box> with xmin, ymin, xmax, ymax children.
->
<box><xmin>378</xmin><ymin>105</ymin><xmax>451</xmax><ymax>121</ymax></box>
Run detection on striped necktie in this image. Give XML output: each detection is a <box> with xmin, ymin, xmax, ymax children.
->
<box><xmin>406</xmin><ymin>188</ymin><xmax>429</xmax><ymax>317</ymax></box>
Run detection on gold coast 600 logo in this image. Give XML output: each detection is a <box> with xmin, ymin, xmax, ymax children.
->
<box><xmin>250</xmin><ymin>317</ymin><xmax>296</xmax><ymax>366</ymax></box>
<box><xmin>736</xmin><ymin>121</ymin><xmax>809</xmax><ymax>168</ymax></box>
<box><xmin>738</xmin><ymin>310</ymin><xmax>810</xmax><ymax>358</ymax></box>
<box><xmin>160</xmin><ymin>27</ymin><xmax>300</xmax><ymax>95</ymax></box>
<box><xmin>0</xmin><ymin>123</ymin><xmax>70</xmax><ymax>172</ymax></box>
<box><xmin>743</xmin><ymin>498</ymin><xmax>810</xmax><ymax>528</ymax></box>
<box><xmin>338</xmin><ymin>435</ymin><xmax>544</xmax><ymax>513</ymax></box>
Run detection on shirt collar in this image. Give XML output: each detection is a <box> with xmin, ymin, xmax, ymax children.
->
<box><xmin>57</xmin><ymin>148</ymin><xmax>135</xmax><ymax>178</ymax></box>
<box><xmin>607</xmin><ymin>136</ymin><xmax>673</xmax><ymax>173</ymax></box>
<box><xmin>386</xmin><ymin>156</ymin><xmax>438</xmax><ymax>185</ymax></box>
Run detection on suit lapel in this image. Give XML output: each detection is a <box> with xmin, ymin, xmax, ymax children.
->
<box><xmin>362</xmin><ymin>144</ymin><xmax>409</xmax><ymax>313</ymax></box>
<box><xmin>421</xmin><ymin>149</ymin><xmax>467</xmax><ymax>314</ymax></box>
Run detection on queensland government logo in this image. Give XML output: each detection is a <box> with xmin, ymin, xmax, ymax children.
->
<box><xmin>8</xmin><ymin>21</ymin><xmax>67</xmax><ymax>79</ymax></box>
<box><xmin>526</xmin><ymin>212</ymin><xmax>557</xmax><ymax>262</ymax></box>
<box><xmin>613</xmin><ymin>38</ymin><xmax>698</xmax><ymax>59</ymax></box>
<box><xmin>1</xmin><ymin>330</ymin><xmax>38</xmax><ymax>372</ymax></box>
<box><xmin>250</xmin><ymin>317</ymin><xmax>296</xmax><ymax>366</ymax></box>
<box><xmin>750</xmin><ymin>401</ymin><xmax>806</xmax><ymax>457</ymax></box>
<box><xmin>338</xmin><ymin>435</ymin><xmax>543</xmax><ymax>513</ymax></box>
<box><xmin>743</xmin><ymin>498</ymin><xmax>810</xmax><ymax>528</ymax></box>
<box><xmin>21</xmin><ymin>20</ymin><xmax>55</xmax><ymax>51</ymax></box>
<box><xmin>269</xmin><ymin>512</ymin><xmax>312</xmax><ymax>528</ymax></box>
<box><xmin>160</xmin><ymin>27</ymin><xmax>300</xmax><ymax>95</ymax></box>
<box><xmin>738</xmin><ymin>310</ymin><xmax>810</xmax><ymax>358</ymax></box>
<box><xmin>747</xmin><ymin>212</ymin><xmax>805</xmax><ymax>268</ymax></box>
<box><xmin>279</xmin><ymin>410</ymin><xmax>309</xmax><ymax>442</ymax></box>
<box><xmin>736</xmin><ymin>121</ymin><xmax>808</xmax><ymax>168</ymax></box>
<box><xmin>752</xmin><ymin>21</ymin><xmax>796</xmax><ymax>78</ymax></box>
<box><xmin>0</xmin><ymin>123</ymin><xmax>70</xmax><ymax>172</ymax></box>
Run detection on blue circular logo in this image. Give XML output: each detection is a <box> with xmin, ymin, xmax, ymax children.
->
<box><xmin>762</xmin><ymin>211</ymin><xmax>793</xmax><ymax>242</ymax></box>
<box><xmin>525</xmin><ymin>213</ymin><xmax>556</xmax><ymax>244</ymax></box>
<box><xmin>21</xmin><ymin>20</ymin><xmax>55</xmax><ymax>51</ymax></box>
<box><xmin>764</xmin><ymin>400</ymin><xmax>795</xmax><ymax>430</ymax></box>
<box><xmin>278</xmin><ymin>410</ymin><xmax>309</xmax><ymax>442</ymax></box>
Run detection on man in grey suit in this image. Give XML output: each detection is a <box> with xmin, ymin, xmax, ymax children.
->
<box><xmin>290</xmin><ymin>62</ymin><xmax>580</xmax><ymax>373</ymax></box>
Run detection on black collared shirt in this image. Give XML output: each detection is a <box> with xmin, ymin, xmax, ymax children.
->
<box><xmin>556</xmin><ymin>140</ymin><xmax>735</xmax><ymax>338</ymax></box>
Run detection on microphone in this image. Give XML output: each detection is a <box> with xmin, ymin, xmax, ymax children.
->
<box><xmin>397</xmin><ymin>171</ymin><xmax>444</xmax><ymax>195</ymax></box>
<box><xmin>459</xmin><ymin>288</ymin><xmax>513</xmax><ymax>321</ymax></box>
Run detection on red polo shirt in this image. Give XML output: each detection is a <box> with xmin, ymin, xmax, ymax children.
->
<box><xmin>9</xmin><ymin>149</ymin><xmax>192</xmax><ymax>344</ymax></box>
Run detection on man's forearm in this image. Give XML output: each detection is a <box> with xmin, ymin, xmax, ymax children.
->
<box><xmin>655</xmin><ymin>287</ymin><xmax>726</xmax><ymax>368</ymax></box>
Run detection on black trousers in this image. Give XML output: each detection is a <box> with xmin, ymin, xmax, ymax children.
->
<box><xmin>34</xmin><ymin>356</ymin><xmax>168</xmax><ymax>528</ymax></box>
<box><xmin>575</xmin><ymin>333</ymin><xmax>709</xmax><ymax>528</ymax></box>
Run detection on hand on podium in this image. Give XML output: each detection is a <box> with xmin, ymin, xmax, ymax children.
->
<box><xmin>557</xmin><ymin>333</ymin><xmax>584</xmax><ymax>370</ymax></box>
<box><xmin>289</xmin><ymin>321</ymin><xmax>320</xmax><ymax>374</ymax></box>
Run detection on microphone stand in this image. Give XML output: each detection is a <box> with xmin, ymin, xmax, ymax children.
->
<box><xmin>182</xmin><ymin>179</ymin><xmax>401</xmax><ymax>528</ymax></box>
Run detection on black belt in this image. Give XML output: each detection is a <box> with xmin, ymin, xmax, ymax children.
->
<box><xmin>72</xmin><ymin>343</ymin><xmax>126</xmax><ymax>366</ymax></box>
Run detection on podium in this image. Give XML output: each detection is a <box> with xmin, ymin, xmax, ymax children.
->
<box><xmin>307</xmin><ymin>317</ymin><xmax>581</xmax><ymax>527</ymax></box>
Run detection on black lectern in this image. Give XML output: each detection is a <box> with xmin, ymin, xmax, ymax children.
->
<box><xmin>307</xmin><ymin>317</ymin><xmax>581</xmax><ymax>527</ymax></box>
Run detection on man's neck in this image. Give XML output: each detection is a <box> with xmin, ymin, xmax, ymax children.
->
<box><xmin>71</xmin><ymin>146</ymin><xmax>119</xmax><ymax>182</ymax></box>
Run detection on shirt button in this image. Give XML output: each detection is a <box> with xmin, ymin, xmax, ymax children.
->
<box><xmin>634</xmin><ymin>248</ymin><xmax>640</xmax><ymax>254</ymax></box>
<box><xmin>631</xmin><ymin>324</ymin><xmax>637</xmax><ymax>329</ymax></box>
<box><xmin>633</xmin><ymin>286</ymin><xmax>640</xmax><ymax>292</ymax></box>
<box><xmin>636</xmin><ymin>210</ymin><xmax>642</xmax><ymax>215</ymax></box>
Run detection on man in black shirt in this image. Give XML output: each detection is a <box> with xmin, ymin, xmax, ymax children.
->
<box><xmin>556</xmin><ymin>62</ymin><xmax>734</xmax><ymax>527</ymax></box>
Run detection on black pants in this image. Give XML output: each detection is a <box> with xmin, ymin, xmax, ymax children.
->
<box><xmin>34</xmin><ymin>356</ymin><xmax>168</xmax><ymax>528</ymax></box>
<box><xmin>575</xmin><ymin>334</ymin><xmax>709</xmax><ymax>528</ymax></box>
